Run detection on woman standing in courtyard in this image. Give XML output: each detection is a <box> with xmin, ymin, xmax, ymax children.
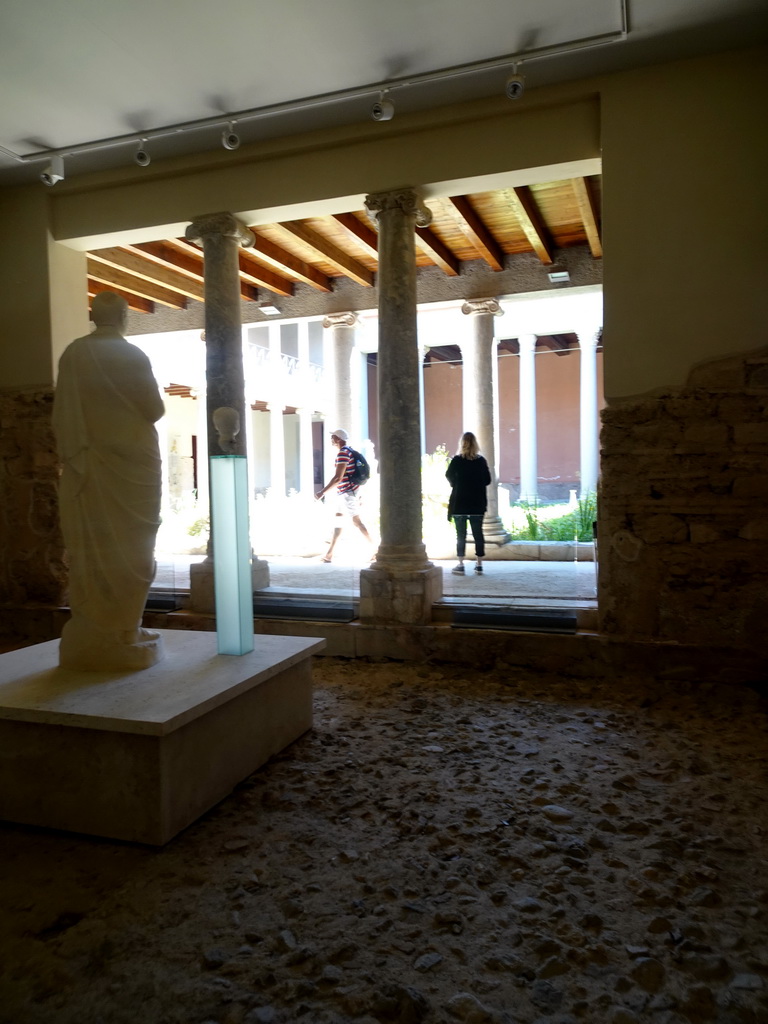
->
<box><xmin>446</xmin><ymin>431</ymin><xmax>491</xmax><ymax>575</ymax></box>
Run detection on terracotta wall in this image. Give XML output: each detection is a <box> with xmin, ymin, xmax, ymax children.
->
<box><xmin>423</xmin><ymin>349</ymin><xmax>605</xmax><ymax>499</ymax></box>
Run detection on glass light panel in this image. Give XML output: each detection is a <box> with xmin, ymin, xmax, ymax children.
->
<box><xmin>210</xmin><ymin>455</ymin><xmax>254</xmax><ymax>655</ymax></box>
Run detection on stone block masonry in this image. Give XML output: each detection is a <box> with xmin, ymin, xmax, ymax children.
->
<box><xmin>598</xmin><ymin>349</ymin><xmax>768</xmax><ymax>657</ymax></box>
<box><xmin>0</xmin><ymin>387</ymin><xmax>67</xmax><ymax>613</ymax></box>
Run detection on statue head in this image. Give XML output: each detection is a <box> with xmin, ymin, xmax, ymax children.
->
<box><xmin>91</xmin><ymin>291</ymin><xmax>128</xmax><ymax>332</ymax></box>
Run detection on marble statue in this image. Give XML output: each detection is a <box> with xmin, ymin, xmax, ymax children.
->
<box><xmin>52</xmin><ymin>291</ymin><xmax>166</xmax><ymax>670</ymax></box>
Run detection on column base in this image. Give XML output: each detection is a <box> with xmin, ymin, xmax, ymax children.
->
<box><xmin>482</xmin><ymin>516</ymin><xmax>511</xmax><ymax>546</ymax></box>
<box><xmin>189</xmin><ymin>556</ymin><xmax>270</xmax><ymax>614</ymax></box>
<box><xmin>359</xmin><ymin>564</ymin><xmax>443</xmax><ymax>625</ymax></box>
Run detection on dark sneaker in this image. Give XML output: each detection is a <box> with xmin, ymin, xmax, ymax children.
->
<box><xmin>451</xmin><ymin>564</ymin><xmax>465</xmax><ymax>575</ymax></box>
<box><xmin>475</xmin><ymin>562</ymin><xmax>483</xmax><ymax>573</ymax></box>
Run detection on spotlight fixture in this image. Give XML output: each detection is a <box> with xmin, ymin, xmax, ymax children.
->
<box><xmin>505</xmin><ymin>64</ymin><xmax>525</xmax><ymax>100</ymax></box>
<box><xmin>134</xmin><ymin>139</ymin><xmax>151</xmax><ymax>166</ymax></box>
<box><xmin>371</xmin><ymin>89</ymin><xmax>394</xmax><ymax>122</ymax></box>
<box><xmin>221</xmin><ymin>122</ymin><xmax>240</xmax><ymax>150</ymax></box>
<box><xmin>40</xmin><ymin>154</ymin><xmax>64</xmax><ymax>186</ymax></box>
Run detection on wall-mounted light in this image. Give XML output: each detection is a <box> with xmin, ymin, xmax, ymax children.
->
<box><xmin>40</xmin><ymin>154</ymin><xmax>64</xmax><ymax>185</ymax></box>
<box><xmin>134</xmin><ymin>139</ymin><xmax>151</xmax><ymax>166</ymax></box>
<box><xmin>221</xmin><ymin>122</ymin><xmax>240</xmax><ymax>150</ymax></box>
<box><xmin>259</xmin><ymin>302</ymin><xmax>281</xmax><ymax>316</ymax></box>
<box><xmin>371</xmin><ymin>89</ymin><xmax>394</xmax><ymax>122</ymax></box>
<box><xmin>547</xmin><ymin>269</ymin><xmax>570</xmax><ymax>284</ymax></box>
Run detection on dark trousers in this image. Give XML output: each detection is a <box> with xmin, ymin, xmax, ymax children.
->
<box><xmin>454</xmin><ymin>514</ymin><xmax>485</xmax><ymax>558</ymax></box>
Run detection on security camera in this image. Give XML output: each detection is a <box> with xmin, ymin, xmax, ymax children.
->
<box><xmin>134</xmin><ymin>141</ymin><xmax>151</xmax><ymax>167</ymax></box>
<box><xmin>371</xmin><ymin>93</ymin><xmax>394</xmax><ymax>122</ymax></box>
<box><xmin>221</xmin><ymin>124</ymin><xmax>240</xmax><ymax>150</ymax></box>
<box><xmin>40</xmin><ymin>155</ymin><xmax>64</xmax><ymax>186</ymax></box>
<box><xmin>505</xmin><ymin>72</ymin><xmax>525</xmax><ymax>100</ymax></box>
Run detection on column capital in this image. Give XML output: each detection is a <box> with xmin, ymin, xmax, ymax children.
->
<box><xmin>461</xmin><ymin>297</ymin><xmax>503</xmax><ymax>318</ymax></box>
<box><xmin>517</xmin><ymin>332</ymin><xmax>538</xmax><ymax>353</ymax></box>
<box><xmin>365</xmin><ymin>188</ymin><xmax>432</xmax><ymax>228</ymax></box>
<box><xmin>322</xmin><ymin>311</ymin><xmax>359</xmax><ymax>330</ymax></box>
<box><xmin>185</xmin><ymin>212</ymin><xmax>254</xmax><ymax>248</ymax></box>
<box><xmin>575</xmin><ymin>324</ymin><xmax>602</xmax><ymax>349</ymax></box>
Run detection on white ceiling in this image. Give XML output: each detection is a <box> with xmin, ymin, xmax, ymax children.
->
<box><xmin>1</xmin><ymin>0</ymin><xmax>766</xmax><ymax>185</ymax></box>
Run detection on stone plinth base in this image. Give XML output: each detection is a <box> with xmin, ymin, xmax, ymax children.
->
<box><xmin>359</xmin><ymin>564</ymin><xmax>443</xmax><ymax>624</ymax></box>
<box><xmin>189</xmin><ymin>557</ymin><xmax>270</xmax><ymax>614</ymax></box>
<box><xmin>0</xmin><ymin>629</ymin><xmax>323</xmax><ymax>844</ymax></box>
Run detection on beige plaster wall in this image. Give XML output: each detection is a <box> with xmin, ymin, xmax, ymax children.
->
<box><xmin>601</xmin><ymin>46</ymin><xmax>768</xmax><ymax>399</ymax></box>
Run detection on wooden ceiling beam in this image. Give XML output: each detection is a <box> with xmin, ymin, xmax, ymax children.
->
<box><xmin>332</xmin><ymin>212</ymin><xmax>379</xmax><ymax>260</ymax></box>
<box><xmin>127</xmin><ymin>241</ymin><xmax>206</xmax><ymax>281</ymax></box>
<box><xmin>503</xmin><ymin>187</ymin><xmax>555</xmax><ymax>265</ymax></box>
<box><xmin>173</xmin><ymin>238</ymin><xmax>294</xmax><ymax>298</ymax></box>
<box><xmin>88</xmin><ymin>279</ymin><xmax>154</xmax><ymax>314</ymax></box>
<box><xmin>247</xmin><ymin>231</ymin><xmax>332</xmax><ymax>292</ymax></box>
<box><xmin>279</xmin><ymin>220</ymin><xmax>374</xmax><ymax>287</ymax></box>
<box><xmin>415</xmin><ymin>224</ymin><xmax>461</xmax><ymax>276</ymax></box>
<box><xmin>571</xmin><ymin>177</ymin><xmax>603</xmax><ymax>258</ymax></box>
<box><xmin>447</xmin><ymin>195</ymin><xmax>505</xmax><ymax>271</ymax></box>
<box><xmin>90</xmin><ymin>246</ymin><xmax>205</xmax><ymax>301</ymax></box>
<box><xmin>86</xmin><ymin>259</ymin><xmax>187</xmax><ymax>308</ymax></box>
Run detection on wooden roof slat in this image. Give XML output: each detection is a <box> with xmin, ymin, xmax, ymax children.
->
<box><xmin>86</xmin><ymin>259</ymin><xmax>187</xmax><ymax>309</ymax></box>
<box><xmin>571</xmin><ymin>176</ymin><xmax>603</xmax><ymax>258</ymax></box>
<box><xmin>502</xmin><ymin>187</ymin><xmax>555</xmax><ymax>265</ymax></box>
<box><xmin>90</xmin><ymin>246</ymin><xmax>205</xmax><ymax>301</ymax></box>
<box><xmin>447</xmin><ymin>195</ymin><xmax>505</xmax><ymax>271</ymax></box>
<box><xmin>173</xmin><ymin>238</ymin><xmax>294</xmax><ymax>298</ymax></box>
<box><xmin>331</xmin><ymin>212</ymin><xmax>379</xmax><ymax>260</ymax></box>
<box><xmin>278</xmin><ymin>220</ymin><xmax>375</xmax><ymax>287</ymax></box>
<box><xmin>415</xmin><ymin>224</ymin><xmax>461</xmax><ymax>276</ymax></box>
<box><xmin>248</xmin><ymin>231</ymin><xmax>332</xmax><ymax>292</ymax></box>
<box><xmin>88</xmin><ymin>279</ymin><xmax>153</xmax><ymax>314</ymax></box>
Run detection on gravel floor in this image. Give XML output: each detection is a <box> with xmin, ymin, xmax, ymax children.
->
<box><xmin>1</xmin><ymin>658</ymin><xmax>766</xmax><ymax>1024</ymax></box>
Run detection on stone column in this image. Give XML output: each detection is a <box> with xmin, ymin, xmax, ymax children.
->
<box><xmin>460</xmin><ymin>298</ymin><xmax>510</xmax><ymax>544</ymax></box>
<box><xmin>322</xmin><ymin>312</ymin><xmax>358</xmax><ymax>434</ymax></box>
<box><xmin>184</xmin><ymin>212</ymin><xmax>269</xmax><ymax>611</ymax></box>
<box><xmin>359</xmin><ymin>187</ymin><xmax>442</xmax><ymax>624</ymax></box>
<box><xmin>576</xmin><ymin>325</ymin><xmax>601</xmax><ymax>497</ymax></box>
<box><xmin>517</xmin><ymin>333</ymin><xmax>539</xmax><ymax>503</ymax></box>
<box><xmin>296</xmin><ymin>321</ymin><xmax>317</xmax><ymax>497</ymax></box>
<box><xmin>267</xmin><ymin>324</ymin><xmax>287</xmax><ymax>495</ymax></box>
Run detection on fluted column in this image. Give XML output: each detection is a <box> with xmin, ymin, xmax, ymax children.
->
<box><xmin>517</xmin><ymin>333</ymin><xmax>539</xmax><ymax>503</ymax></box>
<box><xmin>576</xmin><ymin>325</ymin><xmax>601</xmax><ymax>497</ymax></box>
<box><xmin>460</xmin><ymin>298</ymin><xmax>510</xmax><ymax>544</ymax></box>
<box><xmin>359</xmin><ymin>187</ymin><xmax>442</xmax><ymax>623</ymax></box>
<box><xmin>322</xmin><ymin>312</ymin><xmax>358</xmax><ymax>433</ymax></box>
<box><xmin>184</xmin><ymin>212</ymin><xmax>268</xmax><ymax>610</ymax></box>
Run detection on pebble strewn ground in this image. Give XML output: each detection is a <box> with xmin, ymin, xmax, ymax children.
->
<box><xmin>1</xmin><ymin>659</ymin><xmax>767</xmax><ymax>1024</ymax></box>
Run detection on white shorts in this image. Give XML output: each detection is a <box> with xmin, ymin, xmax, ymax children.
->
<box><xmin>333</xmin><ymin>488</ymin><xmax>361</xmax><ymax>516</ymax></box>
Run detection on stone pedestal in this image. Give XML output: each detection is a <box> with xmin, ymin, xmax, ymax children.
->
<box><xmin>0</xmin><ymin>629</ymin><xmax>323</xmax><ymax>844</ymax></box>
<box><xmin>359</xmin><ymin>564</ymin><xmax>443</xmax><ymax>625</ymax></box>
<box><xmin>189</xmin><ymin>556</ymin><xmax>270</xmax><ymax>615</ymax></box>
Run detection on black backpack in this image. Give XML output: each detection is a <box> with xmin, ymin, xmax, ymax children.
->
<box><xmin>347</xmin><ymin>448</ymin><xmax>370</xmax><ymax>486</ymax></box>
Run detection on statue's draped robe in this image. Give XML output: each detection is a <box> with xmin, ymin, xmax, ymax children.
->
<box><xmin>53</xmin><ymin>330</ymin><xmax>164</xmax><ymax>639</ymax></box>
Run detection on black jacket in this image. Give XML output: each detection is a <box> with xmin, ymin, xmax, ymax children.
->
<box><xmin>446</xmin><ymin>455</ymin><xmax>491</xmax><ymax>518</ymax></box>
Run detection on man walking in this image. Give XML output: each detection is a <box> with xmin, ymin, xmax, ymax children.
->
<box><xmin>315</xmin><ymin>428</ymin><xmax>373</xmax><ymax>562</ymax></box>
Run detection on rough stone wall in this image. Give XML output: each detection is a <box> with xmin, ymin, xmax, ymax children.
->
<box><xmin>0</xmin><ymin>387</ymin><xmax>67</xmax><ymax>610</ymax></box>
<box><xmin>598</xmin><ymin>349</ymin><xmax>768</xmax><ymax>656</ymax></box>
